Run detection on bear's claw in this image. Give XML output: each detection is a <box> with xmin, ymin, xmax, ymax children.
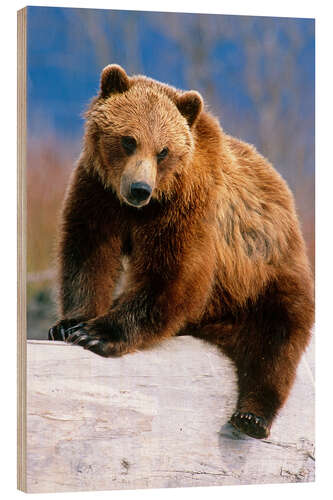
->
<box><xmin>230</xmin><ymin>411</ymin><xmax>270</xmax><ymax>439</ymax></box>
<box><xmin>48</xmin><ymin>325</ymin><xmax>66</xmax><ymax>341</ymax></box>
<box><xmin>78</xmin><ymin>335</ymin><xmax>110</xmax><ymax>357</ymax></box>
<box><xmin>66</xmin><ymin>325</ymin><xmax>89</xmax><ymax>345</ymax></box>
<box><xmin>48</xmin><ymin>319</ymin><xmax>85</xmax><ymax>342</ymax></box>
<box><xmin>65</xmin><ymin>325</ymin><xmax>114</xmax><ymax>357</ymax></box>
<box><xmin>65</xmin><ymin>322</ymin><xmax>87</xmax><ymax>335</ymax></box>
<box><xmin>50</xmin><ymin>318</ymin><xmax>134</xmax><ymax>357</ymax></box>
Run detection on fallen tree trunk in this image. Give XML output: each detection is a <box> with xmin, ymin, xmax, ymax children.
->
<box><xmin>24</xmin><ymin>336</ymin><xmax>314</xmax><ymax>493</ymax></box>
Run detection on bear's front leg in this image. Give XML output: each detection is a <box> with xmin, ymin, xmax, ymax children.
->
<box><xmin>228</xmin><ymin>350</ymin><xmax>296</xmax><ymax>439</ymax></box>
<box><xmin>64</xmin><ymin>287</ymin><xmax>164</xmax><ymax>357</ymax></box>
<box><xmin>195</xmin><ymin>276</ymin><xmax>313</xmax><ymax>439</ymax></box>
<box><xmin>48</xmin><ymin>165</ymin><xmax>124</xmax><ymax>342</ymax></box>
<box><xmin>227</xmin><ymin>280</ymin><xmax>313</xmax><ymax>439</ymax></box>
<box><xmin>65</xmin><ymin>247</ymin><xmax>215</xmax><ymax>357</ymax></box>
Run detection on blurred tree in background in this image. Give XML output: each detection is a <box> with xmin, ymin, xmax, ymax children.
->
<box><xmin>26</xmin><ymin>7</ymin><xmax>315</xmax><ymax>338</ymax></box>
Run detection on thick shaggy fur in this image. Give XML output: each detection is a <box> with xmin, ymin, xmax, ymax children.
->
<box><xmin>49</xmin><ymin>65</ymin><xmax>314</xmax><ymax>439</ymax></box>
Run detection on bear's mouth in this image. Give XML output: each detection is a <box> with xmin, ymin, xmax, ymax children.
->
<box><xmin>121</xmin><ymin>194</ymin><xmax>152</xmax><ymax>208</ymax></box>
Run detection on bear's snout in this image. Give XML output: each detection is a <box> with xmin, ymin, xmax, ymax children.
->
<box><xmin>120</xmin><ymin>178</ymin><xmax>153</xmax><ymax>207</ymax></box>
<box><xmin>130</xmin><ymin>182</ymin><xmax>152</xmax><ymax>204</ymax></box>
<box><xmin>119</xmin><ymin>158</ymin><xmax>156</xmax><ymax>208</ymax></box>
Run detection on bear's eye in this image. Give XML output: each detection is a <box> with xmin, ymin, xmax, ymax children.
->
<box><xmin>157</xmin><ymin>147</ymin><xmax>169</xmax><ymax>162</ymax></box>
<box><xmin>121</xmin><ymin>136</ymin><xmax>137</xmax><ymax>155</ymax></box>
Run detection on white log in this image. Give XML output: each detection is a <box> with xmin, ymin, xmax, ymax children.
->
<box><xmin>25</xmin><ymin>336</ymin><xmax>314</xmax><ymax>493</ymax></box>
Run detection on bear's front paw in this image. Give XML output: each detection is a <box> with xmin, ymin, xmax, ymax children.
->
<box><xmin>230</xmin><ymin>411</ymin><xmax>270</xmax><ymax>439</ymax></box>
<box><xmin>48</xmin><ymin>318</ymin><xmax>85</xmax><ymax>342</ymax></box>
<box><xmin>64</xmin><ymin>317</ymin><xmax>132</xmax><ymax>357</ymax></box>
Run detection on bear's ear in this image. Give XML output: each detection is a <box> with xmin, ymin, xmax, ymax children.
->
<box><xmin>100</xmin><ymin>64</ymin><xmax>130</xmax><ymax>98</ymax></box>
<box><xmin>176</xmin><ymin>91</ymin><xmax>203</xmax><ymax>127</ymax></box>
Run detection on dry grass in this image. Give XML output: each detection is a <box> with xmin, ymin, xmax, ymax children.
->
<box><xmin>27</xmin><ymin>140</ymin><xmax>75</xmax><ymax>298</ymax></box>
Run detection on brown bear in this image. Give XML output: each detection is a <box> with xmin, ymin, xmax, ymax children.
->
<box><xmin>49</xmin><ymin>64</ymin><xmax>314</xmax><ymax>439</ymax></box>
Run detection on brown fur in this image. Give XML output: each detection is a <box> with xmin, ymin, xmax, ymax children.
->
<box><xmin>49</xmin><ymin>65</ymin><xmax>314</xmax><ymax>439</ymax></box>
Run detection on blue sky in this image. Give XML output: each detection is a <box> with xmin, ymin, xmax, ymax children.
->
<box><xmin>27</xmin><ymin>7</ymin><xmax>314</xmax><ymax>178</ymax></box>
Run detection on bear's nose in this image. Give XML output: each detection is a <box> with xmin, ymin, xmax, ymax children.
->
<box><xmin>130</xmin><ymin>182</ymin><xmax>152</xmax><ymax>203</ymax></box>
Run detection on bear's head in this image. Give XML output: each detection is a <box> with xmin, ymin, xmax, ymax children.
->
<box><xmin>84</xmin><ymin>65</ymin><xmax>203</xmax><ymax>208</ymax></box>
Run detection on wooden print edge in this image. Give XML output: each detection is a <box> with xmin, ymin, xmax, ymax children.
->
<box><xmin>17</xmin><ymin>6</ymin><xmax>27</xmax><ymax>493</ymax></box>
